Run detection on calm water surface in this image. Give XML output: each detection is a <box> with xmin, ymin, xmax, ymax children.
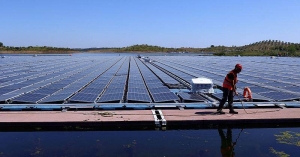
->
<box><xmin>0</xmin><ymin>127</ymin><xmax>299</xmax><ymax>157</ymax></box>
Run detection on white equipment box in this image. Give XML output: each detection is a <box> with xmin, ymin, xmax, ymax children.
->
<box><xmin>191</xmin><ymin>77</ymin><xmax>214</xmax><ymax>94</ymax></box>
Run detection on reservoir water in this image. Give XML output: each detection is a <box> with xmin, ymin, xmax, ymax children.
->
<box><xmin>0</xmin><ymin>127</ymin><xmax>299</xmax><ymax>157</ymax></box>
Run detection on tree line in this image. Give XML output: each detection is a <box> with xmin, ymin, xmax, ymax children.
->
<box><xmin>0</xmin><ymin>42</ymin><xmax>72</xmax><ymax>53</ymax></box>
<box><xmin>1</xmin><ymin>40</ymin><xmax>300</xmax><ymax>56</ymax></box>
<box><xmin>211</xmin><ymin>40</ymin><xmax>300</xmax><ymax>56</ymax></box>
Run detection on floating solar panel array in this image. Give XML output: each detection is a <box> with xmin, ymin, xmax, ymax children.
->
<box><xmin>136</xmin><ymin>58</ymin><xmax>179</xmax><ymax>103</ymax></box>
<box><xmin>126</xmin><ymin>58</ymin><xmax>152</xmax><ymax>103</ymax></box>
<box><xmin>149</xmin><ymin>56</ymin><xmax>300</xmax><ymax>102</ymax></box>
<box><xmin>97</xmin><ymin>57</ymin><xmax>129</xmax><ymax>103</ymax></box>
<box><xmin>2</xmin><ymin>55</ymin><xmax>300</xmax><ymax>104</ymax></box>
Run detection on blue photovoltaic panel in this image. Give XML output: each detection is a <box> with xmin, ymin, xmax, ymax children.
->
<box><xmin>39</xmin><ymin>93</ymin><xmax>72</xmax><ymax>103</ymax></box>
<box><xmin>246</xmin><ymin>86</ymin><xmax>275</xmax><ymax>93</ymax></box>
<box><xmin>236</xmin><ymin>81</ymin><xmax>255</xmax><ymax>88</ymax></box>
<box><xmin>259</xmin><ymin>91</ymin><xmax>299</xmax><ymax>101</ymax></box>
<box><xmin>0</xmin><ymin>88</ymin><xmax>15</xmax><ymax>95</ymax></box>
<box><xmin>33</xmin><ymin>88</ymin><xmax>60</xmax><ymax>95</ymax></box>
<box><xmin>4</xmin><ymin>83</ymin><xmax>28</xmax><ymax>89</ymax></box>
<box><xmin>1</xmin><ymin>55</ymin><xmax>300</xmax><ymax>105</ymax></box>
<box><xmin>178</xmin><ymin>93</ymin><xmax>206</xmax><ymax>102</ymax></box>
<box><xmin>146</xmin><ymin>84</ymin><xmax>164</xmax><ymax>88</ymax></box>
<box><xmin>12</xmin><ymin>93</ymin><xmax>48</xmax><ymax>103</ymax></box>
<box><xmin>69</xmin><ymin>93</ymin><xmax>98</xmax><ymax>102</ymax></box>
<box><xmin>264</xmin><ymin>82</ymin><xmax>291</xmax><ymax>87</ymax></box>
<box><xmin>105</xmin><ymin>88</ymin><xmax>125</xmax><ymax>94</ymax></box>
<box><xmin>128</xmin><ymin>82</ymin><xmax>145</xmax><ymax>87</ymax></box>
<box><xmin>108</xmin><ymin>84</ymin><xmax>125</xmax><ymax>89</ymax></box>
<box><xmin>57</xmin><ymin>87</ymin><xmax>80</xmax><ymax>94</ymax></box>
<box><xmin>148</xmin><ymin>87</ymin><xmax>171</xmax><ymax>94</ymax></box>
<box><xmin>127</xmin><ymin>88</ymin><xmax>148</xmax><ymax>94</ymax></box>
<box><xmin>88</xmin><ymin>83</ymin><xmax>107</xmax><ymax>89</ymax></box>
<box><xmin>97</xmin><ymin>93</ymin><xmax>123</xmax><ymax>103</ymax></box>
<box><xmin>127</xmin><ymin>93</ymin><xmax>151</xmax><ymax>103</ymax></box>
<box><xmin>282</xmin><ymin>86</ymin><xmax>300</xmax><ymax>92</ymax></box>
<box><xmin>151</xmin><ymin>92</ymin><xmax>179</xmax><ymax>102</ymax></box>
<box><xmin>80</xmin><ymin>87</ymin><xmax>104</xmax><ymax>94</ymax></box>
<box><xmin>46</xmin><ymin>84</ymin><xmax>66</xmax><ymax>89</ymax></box>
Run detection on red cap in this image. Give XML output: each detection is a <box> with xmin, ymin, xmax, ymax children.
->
<box><xmin>235</xmin><ymin>64</ymin><xmax>242</xmax><ymax>70</ymax></box>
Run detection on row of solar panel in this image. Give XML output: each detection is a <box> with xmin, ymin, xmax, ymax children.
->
<box><xmin>3</xmin><ymin>57</ymin><xmax>118</xmax><ymax>103</ymax></box>
<box><xmin>149</xmin><ymin>56</ymin><xmax>300</xmax><ymax>101</ymax></box>
<box><xmin>127</xmin><ymin>58</ymin><xmax>152</xmax><ymax>102</ymax></box>
<box><xmin>136</xmin><ymin>58</ymin><xmax>179</xmax><ymax>102</ymax></box>
<box><xmin>1</xmin><ymin>58</ymin><xmax>81</xmax><ymax>81</ymax></box>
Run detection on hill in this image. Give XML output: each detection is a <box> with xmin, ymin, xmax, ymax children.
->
<box><xmin>212</xmin><ymin>40</ymin><xmax>300</xmax><ymax>56</ymax></box>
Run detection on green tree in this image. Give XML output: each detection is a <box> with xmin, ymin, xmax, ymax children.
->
<box><xmin>287</xmin><ymin>45</ymin><xmax>296</xmax><ymax>54</ymax></box>
<box><xmin>0</xmin><ymin>42</ymin><xmax>3</xmax><ymax>47</ymax></box>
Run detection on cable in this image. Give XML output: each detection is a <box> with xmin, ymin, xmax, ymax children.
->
<box><xmin>236</xmin><ymin>94</ymin><xmax>249</xmax><ymax>114</ymax></box>
<box><xmin>236</xmin><ymin>94</ymin><xmax>281</xmax><ymax>114</ymax></box>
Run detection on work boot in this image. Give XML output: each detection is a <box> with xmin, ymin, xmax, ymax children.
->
<box><xmin>229</xmin><ymin>110</ymin><xmax>238</xmax><ymax>114</ymax></box>
<box><xmin>217</xmin><ymin>109</ymin><xmax>225</xmax><ymax>114</ymax></box>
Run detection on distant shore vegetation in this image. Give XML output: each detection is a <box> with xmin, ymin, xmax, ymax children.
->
<box><xmin>0</xmin><ymin>43</ymin><xmax>73</xmax><ymax>54</ymax></box>
<box><xmin>1</xmin><ymin>40</ymin><xmax>300</xmax><ymax>56</ymax></box>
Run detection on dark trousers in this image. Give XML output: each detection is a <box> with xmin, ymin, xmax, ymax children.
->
<box><xmin>218</xmin><ymin>88</ymin><xmax>234</xmax><ymax>111</ymax></box>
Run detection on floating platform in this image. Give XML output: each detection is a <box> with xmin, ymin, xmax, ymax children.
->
<box><xmin>1</xmin><ymin>107</ymin><xmax>300</xmax><ymax>131</ymax></box>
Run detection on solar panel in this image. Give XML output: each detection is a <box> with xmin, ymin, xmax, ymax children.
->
<box><xmin>80</xmin><ymin>87</ymin><xmax>104</xmax><ymax>94</ymax></box>
<box><xmin>178</xmin><ymin>93</ymin><xmax>206</xmax><ymax>102</ymax></box>
<box><xmin>46</xmin><ymin>83</ymin><xmax>66</xmax><ymax>89</ymax></box>
<box><xmin>127</xmin><ymin>92</ymin><xmax>152</xmax><ymax>103</ymax></box>
<box><xmin>12</xmin><ymin>93</ymin><xmax>48</xmax><ymax>103</ymax></box>
<box><xmin>259</xmin><ymin>91</ymin><xmax>300</xmax><ymax>101</ymax></box>
<box><xmin>1</xmin><ymin>55</ymin><xmax>300</xmax><ymax>105</ymax></box>
<box><xmin>105</xmin><ymin>87</ymin><xmax>125</xmax><ymax>94</ymax></box>
<box><xmin>0</xmin><ymin>88</ymin><xmax>15</xmax><ymax>95</ymax></box>
<box><xmin>69</xmin><ymin>93</ymin><xmax>98</xmax><ymax>102</ymax></box>
<box><xmin>97</xmin><ymin>93</ymin><xmax>123</xmax><ymax>103</ymax></box>
<box><xmin>148</xmin><ymin>87</ymin><xmax>171</xmax><ymax>93</ymax></box>
<box><xmin>39</xmin><ymin>93</ymin><xmax>72</xmax><ymax>103</ymax></box>
<box><xmin>282</xmin><ymin>86</ymin><xmax>300</xmax><ymax>93</ymax></box>
<box><xmin>146</xmin><ymin>83</ymin><xmax>164</xmax><ymax>88</ymax></box>
<box><xmin>151</xmin><ymin>92</ymin><xmax>179</xmax><ymax>103</ymax></box>
<box><xmin>33</xmin><ymin>88</ymin><xmax>60</xmax><ymax>95</ymax></box>
<box><xmin>245</xmin><ymin>86</ymin><xmax>275</xmax><ymax>93</ymax></box>
<box><xmin>264</xmin><ymin>82</ymin><xmax>291</xmax><ymax>87</ymax></box>
<box><xmin>128</xmin><ymin>83</ymin><xmax>145</xmax><ymax>88</ymax></box>
<box><xmin>108</xmin><ymin>84</ymin><xmax>125</xmax><ymax>89</ymax></box>
<box><xmin>236</xmin><ymin>81</ymin><xmax>255</xmax><ymax>88</ymax></box>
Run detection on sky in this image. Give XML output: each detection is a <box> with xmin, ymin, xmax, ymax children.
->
<box><xmin>1</xmin><ymin>0</ymin><xmax>299</xmax><ymax>48</ymax></box>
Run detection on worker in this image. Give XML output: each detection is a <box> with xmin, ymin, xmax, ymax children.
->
<box><xmin>217</xmin><ymin>64</ymin><xmax>242</xmax><ymax>114</ymax></box>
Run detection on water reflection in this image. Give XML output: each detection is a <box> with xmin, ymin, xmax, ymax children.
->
<box><xmin>218</xmin><ymin>128</ymin><xmax>242</xmax><ymax>157</ymax></box>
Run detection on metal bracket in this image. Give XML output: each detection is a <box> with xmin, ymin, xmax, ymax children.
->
<box><xmin>151</xmin><ymin>109</ymin><xmax>167</xmax><ymax>128</ymax></box>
